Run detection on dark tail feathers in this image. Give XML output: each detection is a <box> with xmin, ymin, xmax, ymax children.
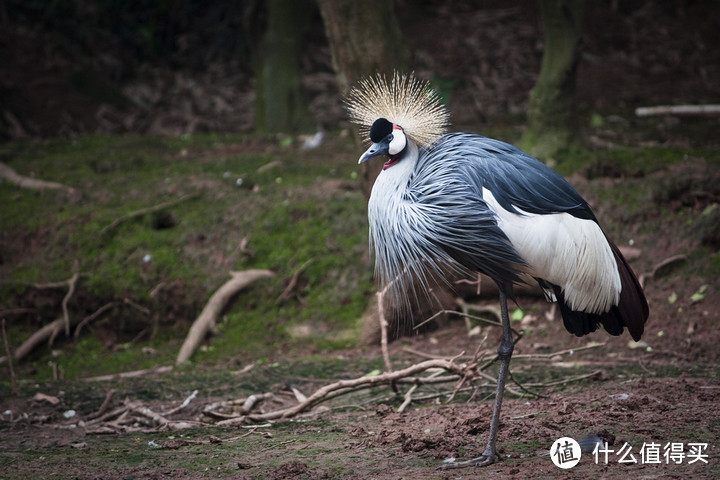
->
<box><xmin>552</xmin><ymin>235</ymin><xmax>649</xmax><ymax>342</ymax></box>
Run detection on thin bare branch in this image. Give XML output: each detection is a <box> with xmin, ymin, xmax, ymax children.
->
<box><xmin>81</xmin><ymin>365</ymin><xmax>174</xmax><ymax>382</ymax></box>
<box><xmin>2</xmin><ymin>318</ymin><xmax>18</xmax><ymax>396</ymax></box>
<box><xmin>377</xmin><ymin>287</ymin><xmax>392</xmax><ymax>372</ymax></box>
<box><xmin>100</xmin><ymin>192</ymin><xmax>201</xmax><ymax>235</ymax></box>
<box><xmin>275</xmin><ymin>258</ymin><xmax>314</xmax><ymax>304</ymax></box>
<box><xmin>245</xmin><ymin>358</ymin><xmax>468</xmax><ymax>421</ymax></box>
<box><xmin>522</xmin><ymin>369</ymin><xmax>603</xmax><ymax>388</ymax></box>
<box><xmin>86</xmin><ymin>389</ymin><xmax>117</xmax><ymax>420</ymax></box>
<box><xmin>60</xmin><ymin>273</ymin><xmax>79</xmax><ymax>337</ymax></box>
<box><xmin>75</xmin><ymin>302</ymin><xmax>117</xmax><ymax>339</ymax></box>
<box><xmin>512</xmin><ymin>342</ymin><xmax>605</xmax><ymax>360</ymax></box>
<box><xmin>163</xmin><ymin>390</ymin><xmax>199</xmax><ymax>416</ymax></box>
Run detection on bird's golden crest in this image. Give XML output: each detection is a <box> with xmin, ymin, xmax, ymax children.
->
<box><xmin>346</xmin><ymin>72</ymin><xmax>450</xmax><ymax>148</ymax></box>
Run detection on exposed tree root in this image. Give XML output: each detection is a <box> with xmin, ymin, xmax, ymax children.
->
<box><xmin>0</xmin><ymin>279</ymin><xmax>151</xmax><ymax>365</ymax></box>
<box><xmin>0</xmin><ymin>161</ymin><xmax>77</xmax><ymax>193</ymax></box>
<box><xmin>0</xmin><ymin>274</ymin><xmax>82</xmax><ymax>364</ymax></box>
<box><xmin>175</xmin><ymin>269</ymin><xmax>275</xmax><ymax>365</ymax></box>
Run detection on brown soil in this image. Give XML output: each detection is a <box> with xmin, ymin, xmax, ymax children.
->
<box><xmin>1</xmin><ymin>291</ymin><xmax>718</xmax><ymax>479</ymax></box>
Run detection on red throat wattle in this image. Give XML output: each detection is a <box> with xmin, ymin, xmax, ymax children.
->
<box><xmin>383</xmin><ymin>155</ymin><xmax>400</xmax><ymax>170</ymax></box>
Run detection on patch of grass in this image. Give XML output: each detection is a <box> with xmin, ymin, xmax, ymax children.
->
<box><xmin>504</xmin><ymin>437</ymin><xmax>545</xmax><ymax>456</ymax></box>
<box><xmin>1</xmin><ymin>132</ymin><xmax>371</xmax><ymax>380</ymax></box>
<box><xmin>2</xmin><ymin>126</ymin><xmax>718</xmax><ymax>384</ymax></box>
<box><xmin>554</xmin><ymin>144</ymin><xmax>718</xmax><ymax>178</ymax></box>
<box><xmin>704</xmin><ymin>251</ymin><xmax>720</xmax><ymax>277</ymax></box>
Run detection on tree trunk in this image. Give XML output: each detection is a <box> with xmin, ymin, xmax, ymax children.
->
<box><xmin>522</xmin><ymin>0</ymin><xmax>587</xmax><ymax>160</ymax></box>
<box><xmin>255</xmin><ymin>0</ymin><xmax>315</xmax><ymax>134</ymax></box>
<box><xmin>317</xmin><ymin>0</ymin><xmax>410</xmax><ymax>197</ymax></box>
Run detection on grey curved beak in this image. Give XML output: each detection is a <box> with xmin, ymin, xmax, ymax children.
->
<box><xmin>358</xmin><ymin>142</ymin><xmax>389</xmax><ymax>164</ymax></box>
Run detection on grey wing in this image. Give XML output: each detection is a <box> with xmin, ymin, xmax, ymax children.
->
<box><xmin>409</xmin><ymin>138</ymin><xmax>527</xmax><ymax>286</ymax></box>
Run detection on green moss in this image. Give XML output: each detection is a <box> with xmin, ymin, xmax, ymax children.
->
<box><xmin>3</xmin><ymin>127</ymin><xmax>717</xmax><ymax>382</ymax></box>
<box><xmin>541</xmin><ymin>139</ymin><xmax>719</xmax><ymax>180</ymax></box>
<box><xmin>1</xmin><ymin>132</ymin><xmax>372</xmax><ymax>379</ymax></box>
<box><xmin>706</xmin><ymin>251</ymin><xmax>720</xmax><ymax>277</ymax></box>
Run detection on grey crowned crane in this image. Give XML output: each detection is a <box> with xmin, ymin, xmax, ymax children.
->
<box><xmin>346</xmin><ymin>73</ymin><xmax>649</xmax><ymax>469</ymax></box>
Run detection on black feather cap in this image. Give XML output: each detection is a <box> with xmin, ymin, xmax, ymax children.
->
<box><xmin>369</xmin><ymin>118</ymin><xmax>393</xmax><ymax>143</ymax></box>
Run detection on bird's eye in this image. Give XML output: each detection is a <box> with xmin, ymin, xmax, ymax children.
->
<box><xmin>387</xmin><ymin>134</ymin><xmax>394</xmax><ymax>142</ymax></box>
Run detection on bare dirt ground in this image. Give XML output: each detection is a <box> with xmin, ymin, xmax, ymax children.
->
<box><xmin>1</xmin><ymin>307</ymin><xmax>718</xmax><ymax>479</ymax></box>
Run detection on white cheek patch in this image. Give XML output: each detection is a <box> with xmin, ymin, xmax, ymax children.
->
<box><xmin>388</xmin><ymin>126</ymin><xmax>407</xmax><ymax>155</ymax></box>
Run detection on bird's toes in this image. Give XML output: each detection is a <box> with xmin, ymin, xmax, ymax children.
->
<box><xmin>436</xmin><ymin>454</ymin><xmax>495</xmax><ymax>470</ymax></box>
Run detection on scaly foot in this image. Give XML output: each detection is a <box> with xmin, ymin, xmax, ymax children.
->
<box><xmin>437</xmin><ymin>448</ymin><xmax>497</xmax><ymax>470</ymax></box>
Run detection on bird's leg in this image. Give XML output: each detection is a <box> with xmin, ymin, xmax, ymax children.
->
<box><xmin>438</xmin><ymin>286</ymin><xmax>514</xmax><ymax>470</ymax></box>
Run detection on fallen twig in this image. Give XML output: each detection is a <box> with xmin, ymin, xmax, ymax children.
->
<box><xmin>0</xmin><ymin>274</ymin><xmax>85</xmax><ymax>364</ymax></box>
<box><xmin>128</xmin><ymin>400</ymin><xmax>170</xmax><ymax>427</ymax></box>
<box><xmin>0</xmin><ymin>161</ymin><xmax>77</xmax><ymax>192</ymax></box>
<box><xmin>2</xmin><ymin>318</ymin><xmax>19</xmax><ymax>396</ymax></box>
<box><xmin>27</xmin><ymin>342</ymin><xmax>610</xmax><ymax>437</ymax></box>
<box><xmin>176</xmin><ymin>269</ymin><xmax>274</xmax><ymax>365</ymax></box>
<box><xmin>82</xmin><ymin>365</ymin><xmax>174</xmax><ymax>382</ymax></box>
<box><xmin>397</xmin><ymin>368</ymin><xmax>446</xmax><ymax>412</ymax></box>
<box><xmin>650</xmin><ymin>254</ymin><xmax>688</xmax><ymax>280</ymax></box>
<box><xmin>229</xmin><ymin>428</ymin><xmax>263</xmax><ymax>440</ymax></box>
<box><xmin>85</xmin><ymin>397</ymin><xmax>210</xmax><ymax>433</ymax></box>
<box><xmin>402</xmin><ymin>346</ymin><xmax>470</xmax><ymax>361</ymax></box>
<box><xmin>215</xmin><ymin>416</ymin><xmax>251</xmax><ymax>427</ymax></box>
<box><xmin>635</xmin><ymin>104</ymin><xmax>720</xmax><ymax>117</ymax></box>
<box><xmin>508</xmin><ymin>370</ymin><xmax>545</xmax><ymax>398</ymax></box>
<box><xmin>100</xmin><ymin>192</ymin><xmax>201</xmax><ymax>235</ymax></box>
<box><xmin>522</xmin><ymin>369</ymin><xmax>603</xmax><ymax>388</ymax></box>
<box><xmin>204</xmin><ymin>410</ymin><xmax>239</xmax><ymax>421</ymax></box>
<box><xmin>207</xmin><ymin>393</ymin><xmax>282</xmax><ymax>425</ymax></box>
<box><xmin>60</xmin><ymin>273</ymin><xmax>79</xmax><ymax>337</ymax></box>
<box><xmin>275</xmin><ymin>258</ymin><xmax>313</xmax><ymax>304</ymax></box>
<box><xmin>74</xmin><ymin>302</ymin><xmax>118</xmax><ymax>338</ymax></box>
<box><xmin>3</xmin><ymin>317</ymin><xmax>65</xmax><ymax>365</ymax></box>
<box><xmin>456</xmin><ymin>298</ymin><xmax>502</xmax><ymax>326</ymax></box>
<box><xmin>243</xmin><ymin>358</ymin><xmax>469</xmax><ymax>422</ymax></box>
<box><xmin>242</xmin><ymin>392</ymin><xmax>279</xmax><ymax>413</ymax></box>
<box><xmin>163</xmin><ymin>389</ymin><xmax>198</xmax><ymax>416</ymax></box>
<box><xmin>260</xmin><ymin>439</ymin><xmax>296</xmax><ymax>452</ymax></box>
<box><xmin>512</xmin><ymin>342</ymin><xmax>605</xmax><ymax>360</ymax></box>
<box><xmin>476</xmin><ymin>370</ymin><xmax>523</xmax><ymax>397</ymax></box>
<box><xmin>414</xmin><ymin>306</ymin><xmax>504</xmax><ymax>332</ymax></box>
<box><xmin>397</xmin><ymin>384</ymin><xmax>418</xmax><ymax>413</ymax></box>
<box><xmin>290</xmin><ymin>387</ymin><xmax>307</xmax><ymax>403</ymax></box>
<box><xmin>407</xmin><ymin>386</ymin><xmax>482</xmax><ymax>405</ymax></box>
<box><xmin>377</xmin><ymin>287</ymin><xmax>392</xmax><ymax>373</ymax></box>
<box><xmin>204</xmin><ymin>393</ymin><xmax>280</xmax><ymax>414</ymax></box>
<box><xmin>86</xmin><ymin>405</ymin><xmax>129</xmax><ymax>425</ymax></box>
<box><xmin>87</xmin><ymin>389</ymin><xmax>117</xmax><ymax>420</ymax></box>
